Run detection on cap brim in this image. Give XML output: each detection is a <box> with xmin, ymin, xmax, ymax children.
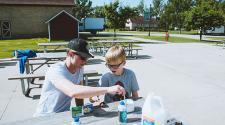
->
<box><xmin>77</xmin><ymin>51</ymin><xmax>94</xmax><ymax>58</ymax></box>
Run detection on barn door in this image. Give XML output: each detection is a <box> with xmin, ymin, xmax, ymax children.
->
<box><xmin>1</xmin><ymin>21</ymin><xmax>11</xmax><ymax>39</ymax></box>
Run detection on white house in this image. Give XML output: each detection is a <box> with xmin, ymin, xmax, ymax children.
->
<box><xmin>125</xmin><ymin>16</ymin><xmax>158</xmax><ymax>30</ymax></box>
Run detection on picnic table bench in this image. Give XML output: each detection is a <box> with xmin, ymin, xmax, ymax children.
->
<box><xmin>8</xmin><ymin>74</ymin><xmax>44</xmax><ymax>97</ymax></box>
<box><xmin>215</xmin><ymin>40</ymin><xmax>225</xmax><ymax>48</ymax></box>
<box><xmin>8</xmin><ymin>70</ymin><xmax>102</xmax><ymax>97</ymax></box>
<box><xmin>38</xmin><ymin>42</ymin><xmax>68</xmax><ymax>53</ymax></box>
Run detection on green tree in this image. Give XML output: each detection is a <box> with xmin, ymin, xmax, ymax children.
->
<box><xmin>104</xmin><ymin>1</ymin><xmax>119</xmax><ymax>37</ymax></box>
<box><xmin>137</xmin><ymin>0</ymin><xmax>144</xmax><ymax>15</ymax></box>
<box><xmin>161</xmin><ymin>0</ymin><xmax>193</xmax><ymax>33</ymax></box>
<box><xmin>152</xmin><ymin>0</ymin><xmax>164</xmax><ymax>19</ymax></box>
<box><xmin>72</xmin><ymin>0</ymin><xmax>93</xmax><ymax>20</ymax></box>
<box><xmin>92</xmin><ymin>6</ymin><xmax>105</xmax><ymax>18</ymax></box>
<box><xmin>186</xmin><ymin>0</ymin><xmax>224</xmax><ymax>40</ymax></box>
<box><xmin>104</xmin><ymin>1</ymin><xmax>138</xmax><ymax>37</ymax></box>
<box><xmin>118</xmin><ymin>6</ymin><xmax>139</xmax><ymax>28</ymax></box>
<box><xmin>159</xmin><ymin>3</ymin><xmax>173</xmax><ymax>31</ymax></box>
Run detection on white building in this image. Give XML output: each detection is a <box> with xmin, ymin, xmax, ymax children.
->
<box><xmin>125</xmin><ymin>16</ymin><xmax>158</xmax><ymax>30</ymax></box>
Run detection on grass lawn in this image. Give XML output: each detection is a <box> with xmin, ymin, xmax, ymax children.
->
<box><xmin>0</xmin><ymin>38</ymin><xmax>49</xmax><ymax>59</ymax></box>
<box><xmin>136</xmin><ymin>35</ymin><xmax>201</xmax><ymax>43</ymax></box>
<box><xmin>105</xmin><ymin>29</ymin><xmax>198</xmax><ymax>35</ymax></box>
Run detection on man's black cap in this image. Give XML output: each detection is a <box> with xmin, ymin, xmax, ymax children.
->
<box><xmin>68</xmin><ymin>38</ymin><xmax>94</xmax><ymax>58</ymax></box>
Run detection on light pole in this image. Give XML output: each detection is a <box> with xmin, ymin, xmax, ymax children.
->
<box><xmin>148</xmin><ymin>4</ymin><xmax>151</xmax><ymax>36</ymax></box>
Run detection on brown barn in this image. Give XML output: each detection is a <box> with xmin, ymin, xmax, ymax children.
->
<box><xmin>0</xmin><ymin>0</ymin><xmax>75</xmax><ymax>39</ymax></box>
<box><xmin>46</xmin><ymin>10</ymin><xmax>79</xmax><ymax>41</ymax></box>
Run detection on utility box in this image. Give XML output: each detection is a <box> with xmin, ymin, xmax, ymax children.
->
<box><xmin>79</xmin><ymin>18</ymin><xmax>104</xmax><ymax>35</ymax></box>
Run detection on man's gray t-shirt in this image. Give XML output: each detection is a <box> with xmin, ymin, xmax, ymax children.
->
<box><xmin>99</xmin><ymin>68</ymin><xmax>139</xmax><ymax>103</ymax></box>
<box><xmin>34</xmin><ymin>62</ymin><xmax>83</xmax><ymax>117</ymax></box>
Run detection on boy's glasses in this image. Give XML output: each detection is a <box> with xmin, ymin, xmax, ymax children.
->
<box><xmin>105</xmin><ymin>62</ymin><xmax>123</xmax><ymax>69</ymax></box>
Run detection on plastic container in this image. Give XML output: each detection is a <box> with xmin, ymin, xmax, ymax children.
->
<box><xmin>125</xmin><ymin>99</ymin><xmax>135</xmax><ymax>113</ymax></box>
<box><xmin>118</xmin><ymin>100</ymin><xmax>127</xmax><ymax>123</ymax></box>
<box><xmin>141</xmin><ymin>93</ymin><xmax>167</xmax><ymax>125</ymax></box>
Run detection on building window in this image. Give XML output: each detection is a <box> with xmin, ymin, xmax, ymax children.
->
<box><xmin>1</xmin><ymin>21</ymin><xmax>11</xmax><ymax>39</ymax></box>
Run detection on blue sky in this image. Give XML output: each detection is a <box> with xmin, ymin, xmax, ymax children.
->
<box><xmin>91</xmin><ymin>0</ymin><xmax>152</xmax><ymax>8</ymax></box>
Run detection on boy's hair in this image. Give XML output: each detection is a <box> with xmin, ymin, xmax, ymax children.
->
<box><xmin>105</xmin><ymin>45</ymin><xmax>126</xmax><ymax>63</ymax></box>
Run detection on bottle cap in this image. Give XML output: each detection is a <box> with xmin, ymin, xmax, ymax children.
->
<box><xmin>74</xmin><ymin>116</ymin><xmax>80</xmax><ymax>122</ymax></box>
<box><xmin>120</xmin><ymin>101</ymin><xmax>125</xmax><ymax>105</ymax></box>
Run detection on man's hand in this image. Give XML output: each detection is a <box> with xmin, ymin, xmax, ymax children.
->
<box><xmin>107</xmin><ymin>85</ymin><xmax>125</xmax><ymax>95</ymax></box>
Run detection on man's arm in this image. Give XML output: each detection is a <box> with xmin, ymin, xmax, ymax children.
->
<box><xmin>52</xmin><ymin>78</ymin><xmax>125</xmax><ymax>98</ymax></box>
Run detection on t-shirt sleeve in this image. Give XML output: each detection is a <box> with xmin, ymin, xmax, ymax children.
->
<box><xmin>45</xmin><ymin>66</ymin><xmax>66</xmax><ymax>83</ymax></box>
<box><xmin>130</xmin><ymin>71</ymin><xmax>139</xmax><ymax>92</ymax></box>
<box><xmin>98</xmin><ymin>74</ymin><xmax>109</xmax><ymax>87</ymax></box>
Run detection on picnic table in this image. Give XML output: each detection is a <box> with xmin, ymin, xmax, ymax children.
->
<box><xmin>216</xmin><ymin>40</ymin><xmax>225</xmax><ymax>49</ymax></box>
<box><xmin>2</xmin><ymin>97</ymin><xmax>144</xmax><ymax>125</ymax></box>
<box><xmin>5</xmin><ymin>52</ymin><xmax>101</xmax><ymax>97</ymax></box>
<box><xmin>37</xmin><ymin>42</ymin><xmax>68</xmax><ymax>53</ymax></box>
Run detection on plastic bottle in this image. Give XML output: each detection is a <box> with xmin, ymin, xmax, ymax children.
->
<box><xmin>118</xmin><ymin>100</ymin><xmax>127</xmax><ymax>123</ymax></box>
<box><xmin>141</xmin><ymin>93</ymin><xmax>167</xmax><ymax>125</ymax></box>
<box><xmin>71</xmin><ymin>116</ymin><xmax>80</xmax><ymax>125</ymax></box>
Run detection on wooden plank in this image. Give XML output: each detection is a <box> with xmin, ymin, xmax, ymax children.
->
<box><xmin>8</xmin><ymin>74</ymin><xmax>44</xmax><ymax>80</ymax></box>
<box><xmin>8</xmin><ymin>70</ymin><xmax>100</xmax><ymax>80</ymax></box>
<box><xmin>0</xmin><ymin>61</ymin><xmax>17</xmax><ymax>66</ymax></box>
<box><xmin>38</xmin><ymin>42</ymin><xmax>68</xmax><ymax>46</ymax></box>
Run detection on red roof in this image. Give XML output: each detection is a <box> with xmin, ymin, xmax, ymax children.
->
<box><xmin>0</xmin><ymin>0</ymin><xmax>75</xmax><ymax>6</ymax></box>
<box><xmin>130</xmin><ymin>16</ymin><xmax>145</xmax><ymax>23</ymax></box>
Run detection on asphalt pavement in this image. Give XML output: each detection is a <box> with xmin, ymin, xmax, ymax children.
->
<box><xmin>0</xmin><ymin>40</ymin><xmax>225</xmax><ymax>125</ymax></box>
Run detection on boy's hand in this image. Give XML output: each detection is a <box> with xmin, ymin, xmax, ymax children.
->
<box><xmin>107</xmin><ymin>85</ymin><xmax>125</xmax><ymax>95</ymax></box>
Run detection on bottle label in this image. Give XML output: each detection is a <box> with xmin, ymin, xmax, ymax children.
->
<box><xmin>142</xmin><ymin>116</ymin><xmax>155</xmax><ymax>125</ymax></box>
<box><xmin>119</xmin><ymin>111</ymin><xmax>127</xmax><ymax>123</ymax></box>
<box><xmin>71</xmin><ymin>106</ymin><xmax>83</xmax><ymax>118</ymax></box>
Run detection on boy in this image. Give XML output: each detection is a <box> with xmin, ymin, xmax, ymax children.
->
<box><xmin>99</xmin><ymin>45</ymin><xmax>139</xmax><ymax>103</ymax></box>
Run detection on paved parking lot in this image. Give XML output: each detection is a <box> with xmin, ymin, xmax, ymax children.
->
<box><xmin>0</xmin><ymin>42</ymin><xmax>225</xmax><ymax>125</ymax></box>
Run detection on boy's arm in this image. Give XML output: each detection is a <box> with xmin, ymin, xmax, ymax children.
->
<box><xmin>132</xmin><ymin>91</ymin><xmax>139</xmax><ymax>98</ymax></box>
<box><xmin>130</xmin><ymin>71</ymin><xmax>140</xmax><ymax>98</ymax></box>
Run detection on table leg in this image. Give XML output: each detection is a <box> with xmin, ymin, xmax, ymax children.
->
<box><xmin>44</xmin><ymin>46</ymin><xmax>47</xmax><ymax>53</ymax></box>
<box><xmin>20</xmin><ymin>79</ymin><xmax>30</xmax><ymax>97</ymax></box>
<box><xmin>30</xmin><ymin>59</ymin><xmax>50</xmax><ymax>74</ymax></box>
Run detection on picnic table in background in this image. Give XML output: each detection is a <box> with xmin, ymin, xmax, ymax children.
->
<box><xmin>215</xmin><ymin>40</ymin><xmax>225</xmax><ymax>49</ymax></box>
<box><xmin>97</xmin><ymin>40</ymin><xmax>145</xmax><ymax>58</ymax></box>
<box><xmin>2</xmin><ymin>97</ymin><xmax>144</xmax><ymax>125</ymax></box>
<box><xmin>38</xmin><ymin>42</ymin><xmax>68</xmax><ymax>53</ymax></box>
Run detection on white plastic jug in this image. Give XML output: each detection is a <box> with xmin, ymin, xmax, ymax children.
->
<box><xmin>142</xmin><ymin>93</ymin><xmax>167</xmax><ymax>125</ymax></box>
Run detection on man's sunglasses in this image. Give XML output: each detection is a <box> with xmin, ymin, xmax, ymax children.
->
<box><xmin>105</xmin><ymin>62</ymin><xmax>123</xmax><ymax>69</ymax></box>
<box><xmin>69</xmin><ymin>51</ymin><xmax>87</xmax><ymax>61</ymax></box>
<box><xmin>76</xmin><ymin>53</ymin><xmax>87</xmax><ymax>61</ymax></box>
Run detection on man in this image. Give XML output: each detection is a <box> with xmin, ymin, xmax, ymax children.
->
<box><xmin>34</xmin><ymin>38</ymin><xmax>125</xmax><ymax>117</ymax></box>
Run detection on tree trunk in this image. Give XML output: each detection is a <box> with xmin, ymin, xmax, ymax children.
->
<box><xmin>114</xmin><ymin>28</ymin><xmax>116</xmax><ymax>38</ymax></box>
<box><xmin>200</xmin><ymin>29</ymin><xmax>202</xmax><ymax>41</ymax></box>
